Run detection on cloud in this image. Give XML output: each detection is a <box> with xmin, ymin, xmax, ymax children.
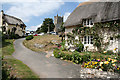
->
<box><xmin>1</xmin><ymin>0</ymin><xmax>90</xmax><ymax>2</ymax></box>
<box><xmin>27</xmin><ymin>23</ymin><xmax>42</xmax><ymax>31</ymax></box>
<box><xmin>6</xmin><ymin>1</ymin><xmax>64</xmax><ymax>22</ymax></box>
<box><xmin>64</xmin><ymin>12</ymin><xmax>71</xmax><ymax>22</ymax></box>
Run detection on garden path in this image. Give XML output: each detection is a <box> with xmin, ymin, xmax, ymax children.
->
<box><xmin>13</xmin><ymin>38</ymin><xmax>82</xmax><ymax>78</ymax></box>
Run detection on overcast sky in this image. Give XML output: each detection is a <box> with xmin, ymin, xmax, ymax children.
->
<box><xmin>0</xmin><ymin>0</ymin><xmax>89</xmax><ymax>31</ymax></box>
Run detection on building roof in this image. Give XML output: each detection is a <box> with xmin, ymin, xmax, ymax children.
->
<box><xmin>64</xmin><ymin>2</ymin><xmax>120</xmax><ymax>27</ymax></box>
<box><xmin>3</xmin><ymin>14</ymin><xmax>26</xmax><ymax>26</ymax></box>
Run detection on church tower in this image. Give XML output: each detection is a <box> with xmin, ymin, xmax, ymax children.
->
<box><xmin>54</xmin><ymin>14</ymin><xmax>63</xmax><ymax>32</ymax></box>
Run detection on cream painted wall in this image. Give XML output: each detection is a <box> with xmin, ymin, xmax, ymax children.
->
<box><xmin>65</xmin><ymin>26</ymin><xmax>119</xmax><ymax>52</ymax></box>
<box><xmin>6</xmin><ymin>24</ymin><xmax>25</xmax><ymax>36</ymax></box>
<box><xmin>65</xmin><ymin>27</ymin><xmax>74</xmax><ymax>33</ymax></box>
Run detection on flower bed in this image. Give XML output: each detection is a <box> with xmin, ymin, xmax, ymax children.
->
<box><xmin>81</xmin><ymin>58</ymin><xmax>120</xmax><ymax>73</ymax></box>
<box><xmin>53</xmin><ymin>49</ymin><xmax>90</xmax><ymax>64</ymax></box>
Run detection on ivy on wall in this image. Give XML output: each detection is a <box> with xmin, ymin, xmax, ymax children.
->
<box><xmin>66</xmin><ymin>20</ymin><xmax>120</xmax><ymax>52</ymax></box>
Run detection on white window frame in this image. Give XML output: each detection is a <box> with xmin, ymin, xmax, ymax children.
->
<box><xmin>83</xmin><ymin>35</ymin><xmax>93</xmax><ymax>45</ymax></box>
<box><xmin>83</xmin><ymin>18</ymin><xmax>94</xmax><ymax>27</ymax></box>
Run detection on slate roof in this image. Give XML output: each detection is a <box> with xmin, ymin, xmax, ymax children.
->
<box><xmin>64</xmin><ymin>2</ymin><xmax>120</xmax><ymax>27</ymax></box>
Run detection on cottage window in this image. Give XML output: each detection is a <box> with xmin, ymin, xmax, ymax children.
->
<box><xmin>83</xmin><ymin>18</ymin><xmax>93</xmax><ymax>26</ymax></box>
<box><xmin>84</xmin><ymin>35</ymin><xmax>93</xmax><ymax>44</ymax></box>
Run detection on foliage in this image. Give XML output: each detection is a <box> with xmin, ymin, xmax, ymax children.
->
<box><xmin>26</xmin><ymin>35</ymin><xmax>34</xmax><ymax>40</ymax></box>
<box><xmin>9</xmin><ymin>33</ymin><xmax>20</xmax><ymax>39</ymax></box>
<box><xmin>75</xmin><ymin>42</ymin><xmax>84</xmax><ymax>52</ymax></box>
<box><xmin>0</xmin><ymin>31</ymin><xmax>5</xmax><ymax>42</ymax></box>
<box><xmin>115</xmin><ymin>34</ymin><xmax>120</xmax><ymax>38</ymax></box>
<box><xmin>53</xmin><ymin>49</ymin><xmax>91</xmax><ymax>64</ymax></box>
<box><xmin>36</xmin><ymin>18</ymin><xmax>55</xmax><ymax>33</ymax></box>
<box><xmin>53</xmin><ymin>49</ymin><xmax>61</xmax><ymax>58</ymax></box>
<box><xmin>105</xmin><ymin>50</ymin><xmax>114</xmax><ymax>55</ymax></box>
<box><xmin>60</xmin><ymin>40</ymin><xmax>66</xmax><ymax>51</ymax></box>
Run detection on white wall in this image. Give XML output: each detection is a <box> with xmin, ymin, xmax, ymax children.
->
<box><xmin>65</xmin><ymin>27</ymin><xmax>73</xmax><ymax>33</ymax></box>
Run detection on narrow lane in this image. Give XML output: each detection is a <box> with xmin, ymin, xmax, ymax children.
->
<box><xmin>13</xmin><ymin>38</ymin><xmax>81</xmax><ymax>78</ymax></box>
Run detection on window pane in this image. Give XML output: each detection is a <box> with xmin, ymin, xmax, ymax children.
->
<box><xmin>88</xmin><ymin>36</ymin><xmax>89</xmax><ymax>44</ymax></box>
<box><xmin>84</xmin><ymin>36</ymin><xmax>86</xmax><ymax>44</ymax></box>
<box><xmin>91</xmin><ymin>36</ymin><xmax>93</xmax><ymax>44</ymax></box>
<box><xmin>83</xmin><ymin>20</ymin><xmax>86</xmax><ymax>25</ymax></box>
<box><xmin>87</xmin><ymin>19</ymin><xmax>89</xmax><ymax>25</ymax></box>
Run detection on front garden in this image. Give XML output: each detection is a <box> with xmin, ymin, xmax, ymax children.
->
<box><xmin>23</xmin><ymin>34</ymin><xmax>120</xmax><ymax>75</ymax></box>
<box><xmin>52</xmin><ymin>21</ymin><xmax>120</xmax><ymax>74</ymax></box>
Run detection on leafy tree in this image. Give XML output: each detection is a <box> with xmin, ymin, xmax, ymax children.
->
<box><xmin>36</xmin><ymin>18</ymin><xmax>55</xmax><ymax>33</ymax></box>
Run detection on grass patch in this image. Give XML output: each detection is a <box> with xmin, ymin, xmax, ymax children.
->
<box><xmin>2</xmin><ymin>39</ymin><xmax>39</xmax><ymax>79</ymax></box>
<box><xmin>3</xmin><ymin>58</ymin><xmax>38</xmax><ymax>78</ymax></box>
<box><xmin>2</xmin><ymin>39</ymin><xmax>15</xmax><ymax>55</ymax></box>
<box><xmin>23</xmin><ymin>35</ymin><xmax>61</xmax><ymax>52</ymax></box>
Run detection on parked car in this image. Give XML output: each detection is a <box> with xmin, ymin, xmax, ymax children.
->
<box><xmin>50</xmin><ymin>32</ymin><xmax>58</xmax><ymax>35</ymax></box>
<box><xmin>34</xmin><ymin>34</ymin><xmax>38</xmax><ymax>36</ymax></box>
<box><xmin>38</xmin><ymin>33</ymin><xmax>44</xmax><ymax>36</ymax></box>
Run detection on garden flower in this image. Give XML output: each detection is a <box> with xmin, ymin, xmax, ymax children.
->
<box><xmin>97</xmin><ymin>59</ymin><xmax>100</xmax><ymax>62</ymax></box>
<box><xmin>75</xmin><ymin>36</ymin><xmax>79</xmax><ymax>40</ymax></box>
<box><xmin>95</xmin><ymin>62</ymin><xmax>98</xmax><ymax>64</ymax></box>
<box><xmin>99</xmin><ymin>68</ymin><xmax>103</xmax><ymax>71</ymax></box>
<box><xmin>112</xmin><ymin>59</ymin><xmax>117</xmax><ymax>63</ymax></box>
<box><xmin>117</xmin><ymin>68</ymin><xmax>119</xmax><ymax>70</ymax></box>
<box><xmin>108</xmin><ymin>58</ymin><xmax>111</xmax><ymax>61</ymax></box>
<box><xmin>99</xmin><ymin>62</ymin><xmax>103</xmax><ymax>66</ymax></box>
<box><xmin>114</xmin><ymin>48</ymin><xmax>117</xmax><ymax>51</ymax></box>
<box><xmin>103</xmin><ymin>51</ymin><xmax>107</xmax><ymax>54</ymax></box>
<box><xmin>104</xmin><ymin>61</ymin><xmax>109</xmax><ymax>64</ymax></box>
<box><xmin>112</xmin><ymin>64</ymin><xmax>116</xmax><ymax>67</ymax></box>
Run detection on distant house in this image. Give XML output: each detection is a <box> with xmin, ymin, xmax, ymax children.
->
<box><xmin>64</xmin><ymin>2</ymin><xmax>120</xmax><ymax>52</ymax></box>
<box><xmin>0</xmin><ymin>10</ymin><xmax>26</xmax><ymax>36</ymax></box>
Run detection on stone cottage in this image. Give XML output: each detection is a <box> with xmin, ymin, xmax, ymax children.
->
<box><xmin>64</xmin><ymin>2</ymin><xmax>120</xmax><ymax>52</ymax></box>
<box><xmin>0</xmin><ymin>10</ymin><xmax>26</xmax><ymax>36</ymax></box>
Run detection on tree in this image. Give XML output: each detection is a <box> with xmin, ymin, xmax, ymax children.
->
<box><xmin>59</xmin><ymin>22</ymin><xmax>65</xmax><ymax>41</ymax></box>
<box><xmin>36</xmin><ymin>18</ymin><xmax>55</xmax><ymax>33</ymax></box>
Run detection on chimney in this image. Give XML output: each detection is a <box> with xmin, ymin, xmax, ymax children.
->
<box><xmin>0</xmin><ymin>10</ymin><xmax>4</xmax><ymax>27</ymax></box>
<box><xmin>1</xmin><ymin>10</ymin><xmax>4</xmax><ymax>16</ymax></box>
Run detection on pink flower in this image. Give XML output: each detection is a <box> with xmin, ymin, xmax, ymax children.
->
<box><xmin>98</xmin><ymin>60</ymin><xmax>100</xmax><ymax>62</ymax></box>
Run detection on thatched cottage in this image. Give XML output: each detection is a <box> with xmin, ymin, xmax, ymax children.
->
<box><xmin>0</xmin><ymin>10</ymin><xmax>26</xmax><ymax>36</ymax></box>
<box><xmin>64</xmin><ymin>2</ymin><xmax>120</xmax><ymax>52</ymax></box>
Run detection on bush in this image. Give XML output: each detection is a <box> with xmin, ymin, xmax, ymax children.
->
<box><xmin>53</xmin><ymin>49</ymin><xmax>61</xmax><ymax>58</ymax></box>
<box><xmin>75</xmin><ymin>42</ymin><xmax>84</xmax><ymax>52</ymax></box>
<box><xmin>106</xmin><ymin>50</ymin><xmax>114</xmax><ymax>55</ymax></box>
<box><xmin>71</xmin><ymin>52</ymin><xmax>82</xmax><ymax>64</ymax></box>
<box><xmin>26</xmin><ymin>35</ymin><xmax>34</xmax><ymax>40</ymax></box>
<box><xmin>82</xmin><ymin>55</ymin><xmax>90</xmax><ymax>62</ymax></box>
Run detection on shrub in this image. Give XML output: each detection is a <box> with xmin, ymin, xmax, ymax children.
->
<box><xmin>26</xmin><ymin>35</ymin><xmax>34</xmax><ymax>40</ymax></box>
<box><xmin>60</xmin><ymin>40</ymin><xmax>66</xmax><ymax>51</ymax></box>
<box><xmin>106</xmin><ymin>50</ymin><xmax>114</xmax><ymax>55</ymax></box>
<box><xmin>72</xmin><ymin>52</ymin><xmax>82</xmax><ymax>64</ymax></box>
<box><xmin>75</xmin><ymin>42</ymin><xmax>84</xmax><ymax>52</ymax></box>
<box><xmin>82</xmin><ymin>55</ymin><xmax>90</xmax><ymax>62</ymax></box>
<box><xmin>53</xmin><ymin>49</ymin><xmax>61</xmax><ymax>58</ymax></box>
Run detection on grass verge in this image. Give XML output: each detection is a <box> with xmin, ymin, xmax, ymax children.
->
<box><xmin>2</xmin><ymin>39</ymin><xmax>39</xmax><ymax>79</ymax></box>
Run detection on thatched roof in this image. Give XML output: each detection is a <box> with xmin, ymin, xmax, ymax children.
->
<box><xmin>3</xmin><ymin>14</ymin><xmax>26</xmax><ymax>26</ymax></box>
<box><xmin>64</xmin><ymin>2</ymin><xmax>120</xmax><ymax>27</ymax></box>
